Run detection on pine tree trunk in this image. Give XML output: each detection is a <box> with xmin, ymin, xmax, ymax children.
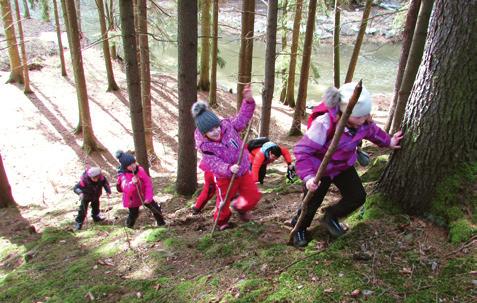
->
<box><xmin>22</xmin><ymin>0</ymin><xmax>30</xmax><ymax>18</ymax></box>
<box><xmin>41</xmin><ymin>0</ymin><xmax>50</xmax><ymax>22</ymax></box>
<box><xmin>281</xmin><ymin>0</ymin><xmax>288</xmax><ymax>50</ymax></box>
<box><xmin>209</xmin><ymin>0</ymin><xmax>219</xmax><ymax>107</ymax></box>
<box><xmin>119</xmin><ymin>0</ymin><xmax>149</xmax><ymax>174</ymax></box>
<box><xmin>284</xmin><ymin>0</ymin><xmax>303</xmax><ymax>108</ymax></box>
<box><xmin>260</xmin><ymin>0</ymin><xmax>278</xmax><ymax>137</ymax></box>
<box><xmin>344</xmin><ymin>0</ymin><xmax>372</xmax><ymax>83</ymax></box>
<box><xmin>384</xmin><ymin>0</ymin><xmax>421</xmax><ymax>133</ymax></box>
<box><xmin>75</xmin><ymin>0</ymin><xmax>82</xmax><ymax>35</ymax></box>
<box><xmin>1</xmin><ymin>0</ymin><xmax>23</xmax><ymax>84</ymax></box>
<box><xmin>377</xmin><ymin>0</ymin><xmax>477</xmax><ymax>214</ymax></box>
<box><xmin>333</xmin><ymin>0</ymin><xmax>341</xmax><ymax>88</ymax></box>
<box><xmin>96</xmin><ymin>0</ymin><xmax>119</xmax><ymax>91</ymax></box>
<box><xmin>390</xmin><ymin>0</ymin><xmax>433</xmax><ymax>134</ymax></box>
<box><xmin>137</xmin><ymin>0</ymin><xmax>155</xmax><ymax>157</ymax></box>
<box><xmin>176</xmin><ymin>0</ymin><xmax>198</xmax><ymax>195</ymax></box>
<box><xmin>289</xmin><ymin>0</ymin><xmax>317</xmax><ymax>136</ymax></box>
<box><xmin>13</xmin><ymin>0</ymin><xmax>32</xmax><ymax>93</ymax></box>
<box><xmin>52</xmin><ymin>0</ymin><xmax>67</xmax><ymax>76</ymax></box>
<box><xmin>65</xmin><ymin>0</ymin><xmax>101</xmax><ymax>153</ymax></box>
<box><xmin>236</xmin><ymin>0</ymin><xmax>255</xmax><ymax>109</ymax></box>
<box><xmin>198</xmin><ymin>0</ymin><xmax>211</xmax><ymax>91</ymax></box>
<box><xmin>0</xmin><ymin>153</ymin><xmax>16</xmax><ymax>208</ymax></box>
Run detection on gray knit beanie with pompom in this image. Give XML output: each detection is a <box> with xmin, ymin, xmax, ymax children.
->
<box><xmin>191</xmin><ymin>101</ymin><xmax>221</xmax><ymax>134</ymax></box>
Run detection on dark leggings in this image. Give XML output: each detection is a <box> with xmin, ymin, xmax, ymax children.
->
<box><xmin>76</xmin><ymin>199</ymin><xmax>100</xmax><ymax>223</ymax></box>
<box><xmin>126</xmin><ymin>201</ymin><xmax>163</xmax><ymax>227</ymax></box>
<box><xmin>258</xmin><ymin>164</ymin><xmax>267</xmax><ymax>184</ymax></box>
<box><xmin>292</xmin><ymin>166</ymin><xmax>366</xmax><ymax>229</ymax></box>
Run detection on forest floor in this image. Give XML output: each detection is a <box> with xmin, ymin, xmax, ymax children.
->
<box><xmin>0</xmin><ymin>18</ymin><xmax>476</xmax><ymax>303</ymax></box>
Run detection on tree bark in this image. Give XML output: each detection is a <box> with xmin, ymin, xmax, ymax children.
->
<box><xmin>236</xmin><ymin>0</ymin><xmax>255</xmax><ymax>109</ymax></box>
<box><xmin>260</xmin><ymin>0</ymin><xmax>278</xmax><ymax>137</ymax></box>
<box><xmin>40</xmin><ymin>0</ymin><xmax>50</xmax><ymax>22</ymax></box>
<box><xmin>333</xmin><ymin>0</ymin><xmax>341</xmax><ymax>88</ymax></box>
<box><xmin>22</xmin><ymin>0</ymin><xmax>30</xmax><ymax>18</ymax></box>
<box><xmin>390</xmin><ymin>0</ymin><xmax>434</xmax><ymax>134</ymax></box>
<box><xmin>119</xmin><ymin>0</ymin><xmax>149</xmax><ymax>174</ymax></box>
<box><xmin>1</xmin><ymin>0</ymin><xmax>23</xmax><ymax>84</ymax></box>
<box><xmin>384</xmin><ymin>0</ymin><xmax>421</xmax><ymax>133</ymax></box>
<box><xmin>198</xmin><ymin>0</ymin><xmax>211</xmax><ymax>91</ymax></box>
<box><xmin>96</xmin><ymin>0</ymin><xmax>119</xmax><ymax>91</ymax></box>
<box><xmin>209</xmin><ymin>0</ymin><xmax>219</xmax><ymax>107</ymax></box>
<box><xmin>377</xmin><ymin>0</ymin><xmax>477</xmax><ymax>214</ymax></box>
<box><xmin>75</xmin><ymin>0</ymin><xmax>82</xmax><ymax>36</ymax></box>
<box><xmin>0</xmin><ymin>153</ymin><xmax>16</xmax><ymax>208</ymax></box>
<box><xmin>284</xmin><ymin>0</ymin><xmax>303</xmax><ymax>108</ymax></box>
<box><xmin>344</xmin><ymin>0</ymin><xmax>372</xmax><ymax>83</ymax></box>
<box><xmin>289</xmin><ymin>0</ymin><xmax>317</xmax><ymax>136</ymax></box>
<box><xmin>65</xmin><ymin>0</ymin><xmax>101</xmax><ymax>153</ymax></box>
<box><xmin>13</xmin><ymin>0</ymin><xmax>32</xmax><ymax>93</ymax></box>
<box><xmin>281</xmin><ymin>0</ymin><xmax>288</xmax><ymax>51</ymax></box>
<box><xmin>137</xmin><ymin>0</ymin><xmax>155</xmax><ymax>157</ymax></box>
<box><xmin>176</xmin><ymin>0</ymin><xmax>198</xmax><ymax>195</ymax></box>
<box><xmin>52</xmin><ymin>0</ymin><xmax>67</xmax><ymax>76</ymax></box>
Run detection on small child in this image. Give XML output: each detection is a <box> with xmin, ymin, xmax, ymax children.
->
<box><xmin>249</xmin><ymin>141</ymin><xmax>294</xmax><ymax>184</ymax></box>
<box><xmin>115</xmin><ymin>150</ymin><xmax>165</xmax><ymax>228</ymax></box>
<box><xmin>192</xmin><ymin>85</ymin><xmax>261</xmax><ymax>230</ymax></box>
<box><xmin>73</xmin><ymin>167</ymin><xmax>111</xmax><ymax>230</ymax></box>
<box><xmin>291</xmin><ymin>82</ymin><xmax>403</xmax><ymax>247</ymax></box>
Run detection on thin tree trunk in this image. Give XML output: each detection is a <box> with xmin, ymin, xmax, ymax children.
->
<box><xmin>96</xmin><ymin>0</ymin><xmax>119</xmax><ymax>91</ymax></box>
<box><xmin>281</xmin><ymin>0</ymin><xmax>288</xmax><ymax>51</ymax></box>
<box><xmin>75</xmin><ymin>0</ymin><xmax>82</xmax><ymax>36</ymax></box>
<box><xmin>284</xmin><ymin>0</ymin><xmax>303</xmax><ymax>108</ymax></box>
<box><xmin>65</xmin><ymin>0</ymin><xmax>101</xmax><ymax>153</ymax></box>
<box><xmin>1</xmin><ymin>0</ymin><xmax>23</xmax><ymax>84</ymax></box>
<box><xmin>209</xmin><ymin>0</ymin><xmax>219</xmax><ymax>107</ymax></box>
<box><xmin>119</xmin><ymin>0</ymin><xmax>149</xmax><ymax>174</ymax></box>
<box><xmin>198</xmin><ymin>0</ymin><xmax>211</xmax><ymax>91</ymax></box>
<box><xmin>333</xmin><ymin>0</ymin><xmax>341</xmax><ymax>88</ymax></box>
<box><xmin>390</xmin><ymin>0</ymin><xmax>433</xmax><ymax>134</ymax></box>
<box><xmin>260</xmin><ymin>0</ymin><xmax>278</xmax><ymax>137</ymax></box>
<box><xmin>289</xmin><ymin>0</ymin><xmax>317</xmax><ymax>136</ymax></box>
<box><xmin>236</xmin><ymin>0</ymin><xmax>255</xmax><ymax>109</ymax></box>
<box><xmin>52</xmin><ymin>0</ymin><xmax>67</xmax><ymax>76</ymax></box>
<box><xmin>176</xmin><ymin>0</ymin><xmax>198</xmax><ymax>195</ymax></box>
<box><xmin>22</xmin><ymin>0</ymin><xmax>30</xmax><ymax>18</ymax></box>
<box><xmin>13</xmin><ymin>0</ymin><xmax>32</xmax><ymax>93</ymax></box>
<box><xmin>384</xmin><ymin>0</ymin><xmax>421</xmax><ymax>133</ymax></box>
<box><xmin>0</xmin><ymin>153</ymin><xmax>16</xmax><ymax>208</ymax></box>
<box><xmin>40</xmin><ymin>0</ymin><xmax>50</xmax><ymax>22</ymax></box>
<box><xmin>137</xmin><ymin>0</ymin><xmax>155</xmax><ymax>157</ymax></box>
<box><xmin>344</xmin><ymin>0</ymin><xmax>372</xmax><ymax>83</ymax></box>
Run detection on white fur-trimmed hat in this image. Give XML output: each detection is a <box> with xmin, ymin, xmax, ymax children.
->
<box><xmin>338</xmin><ymin>82</ymin><xmax>372</xmax><ymax>117</ymax></box>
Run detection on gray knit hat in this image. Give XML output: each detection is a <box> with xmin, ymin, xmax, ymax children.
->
<box><xmin>191</xmin><ymin>101</ymin><xmax>221</xmax><ymax>134</ymax></box>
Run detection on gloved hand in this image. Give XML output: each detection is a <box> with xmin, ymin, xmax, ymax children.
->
<box><xmin>79</xmin><ymin>193</ymin><xmax>84</xmax><ymax>201</ymax></box>
<box><xmin>306</xmin><ymin>178</ymin><xmax>319</xmax><ymax>192</ymax></box>
<box><xmin>286</xmin><ymin>165</ymin><xmax>296</xmax><ymax>181</ymax></box>
<box><xmin>230</xmin><ymin>164</ymin><xmax>240</xmax><ymax>174</ymax></box>
<box><xmin>131</xmin><ymin>176</ymin><xmax>138</xmax><ymax>184</ymax></box>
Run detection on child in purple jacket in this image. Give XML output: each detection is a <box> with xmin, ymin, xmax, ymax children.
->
<box><xmin>291</xmin><ymin>82</ymin><xmax>403</xmax><ymax>247</ymax></box>
<box><xmin>192</xmin><ymin>85</ymin><xmax>261</xmax><ymax>230</ymax></box>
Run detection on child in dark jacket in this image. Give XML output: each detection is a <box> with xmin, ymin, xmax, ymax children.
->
<box><xmin>73</xmin><ymin>167</ymin><xmax>111</xmax><ymax>230</ymax></box>
<box><xmin>291</xmin><ymin>82</ymin><xmax>403</xmax><ymax>247</ymax></box>
<box><xmin>192</xmin><ymin>85</ymin><xmax>261</xmax><ymax>230</ymax></box>
<box><xmin>115</xmin><ymin>151</ymin><xmax>165</xmax><ymax>228</ymax></box>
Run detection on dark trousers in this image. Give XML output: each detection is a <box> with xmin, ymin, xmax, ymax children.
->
<box><xmin>76</xmin><ymin>199</ymin><xmax>100</xmax><ymax>223</ymax></box>
<box><xmin>126</xmin><ymin>201</ymin><xmax>164</xmax><ymax>228</ymax></box>
<box><xmin>292</xmin><ymin>166</ymin><xmax>366</xmax><ymax>229</ymax></box>
<box><xmin>258</xmin><ymin>164</ymin><xmax>267</xmax><ymax>184</ymax></box>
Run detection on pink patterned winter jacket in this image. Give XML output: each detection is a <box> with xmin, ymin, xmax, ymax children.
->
<box><xmin>117</xmin><ymin>166</ymin><xmax>154</xmax><ymax>208</ymax></box>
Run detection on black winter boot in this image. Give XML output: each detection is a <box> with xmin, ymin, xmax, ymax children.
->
<box><xmin>146</xmin><ymin>202</ymin><xmax>166</xmax><ymax>226</ymax></box>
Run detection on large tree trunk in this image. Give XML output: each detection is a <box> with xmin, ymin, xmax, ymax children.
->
<box><xmin>176</xmin><ymin>0</ymin><xmax>198</xmax><ymax>195</ymax></box>
<box><xmin>13</xmin><ymin>0</ymin><xmax>32</xmax><ymax>93</ymax></box>
<box><xmin>198</xmin><ymin>0</ymin><xmax>211</xmax><ymax>91</ymax></box>
<box><xmin>289</xmin><ymin>0</ymin><xmax>317</xmax><ymax>136</ymax></box>
<box><xmin>284</xmin><ymin>0</ymin><xmax>303</xmax><ymax>108</ymax></box>
<box><xmin>377</xmin><ymin>0</ymin><xmax>477</xmax><ymax>214</ymax></box>
<box><xmin>209</xmin><ymin>0</ymin><xmax>219</xmax><ymax>107</ymax></box>
<box><xmin>0</xmin><ymin>154</ymin><xmax>16</xmax><ymax>208</ymax></box>
<box><xmin>1</xmin><ymin>0</ymin><xmax>23</xmax><ymax>84</ymax></box>
<box><xmin>137</xmin><ymin>0</ymin><xmax>155</xmax><ymax>158</ymax></box>
<box><xmin>259</xmin><ymin>0</ymin><xmax>278</xmax><ymax>137</ymax></box>
<box><xmin>22</xmin><ymin>0</ymin><xmax>30</xmax><ymax>18</ymax></box>
<box><xmin>40</xmin><ymin>0</ymin><xmax>50</xmax><ymax>22</ymax></box>
<box><xmin>119</xmin><ymin>0</ymin><xmax>149</xmax><ymax>174</ymax></box>
<box><xmin>390</xmin><ymin>0</ymin><xmax>433</xmax><ymax>134</ymax></box>
<box><xmin>52</xmin><ymin>0</ymin><xmax>67</xmax><ymax>76</ymax></box>
<box><xmin>236</xmin><ymin>0</ymin><xmax>255</xmax><ymax>109</ymax></box>
<box><xmin>333</xmin><ymin>0</ymin><xmax>341</xmax><ymax>88</ymax></box>
<box><xmin>384</xmin><ymin>0</ymin><xmax>421</xmax><ymax>133</ymax></box>
<box><xmin>344</xmin><ymin>0</ymin><xmax>372</xmax><ymax>83</ymax></box>
<box><xmin>96</xmin><ymin>0</ymin><xmax>119</xmax><ymax>91</ymax></box>
<box><xmin>65</xmin><ymin>0</ymin><xmax>101</xmax><ymax>153</ymax></box>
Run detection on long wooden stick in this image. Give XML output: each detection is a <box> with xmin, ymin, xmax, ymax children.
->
<box><xmin>288</xmin><ymin>80</ymin><xmax>363</xmax><ymax>245</ymax></box>
<box><xmin>211</xmin><ymin>122</ymin><xmax>253</xmax><ymax>235</ymax></box>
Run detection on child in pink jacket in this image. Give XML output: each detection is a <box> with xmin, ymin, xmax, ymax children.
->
<box><xmin>115</xmin><ymin>151</ymin><xmax>165</xmax><ymax>228</ymax></box>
